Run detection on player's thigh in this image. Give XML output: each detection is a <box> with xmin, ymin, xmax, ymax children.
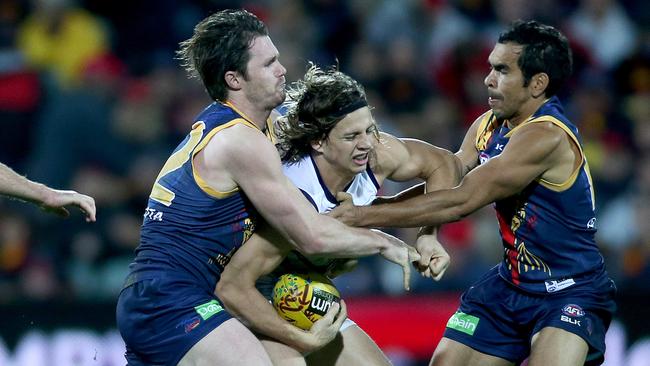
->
<box><xmin>260</xmin><ymin>337</ymin><xmax>306</xmax><ymax>366</ymax></box>
<box><xmin>528</xmin><ymin>326</ymin><xmax>588</xmax><ymax>366</ymax></box>
<box><xmin>306</xmin><ymin>324</ymin><xmax>391</xmax><ymax>366</ymax></box>
<box><xmin>178</xmin><ymin>318</ymin><xmax>272</xmax><ymax>366</ymax></box>
<box><xmin>430</xmin><ymin>337</ymin><xmax>514</xmax><ymax>366</ymax></box>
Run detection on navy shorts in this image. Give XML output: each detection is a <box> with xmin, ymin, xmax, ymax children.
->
<box><xmin>443</xmin><ymin>266</ymin><xmax>616</xmax><ymax>365</ymax></box>
<box><xmin>116</xmin><ymin>275</ymin><xmax>232</xmax><ymax>366</ymax></box>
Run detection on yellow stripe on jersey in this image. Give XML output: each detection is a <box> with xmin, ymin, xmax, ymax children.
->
<box><xmin>513</xmin><ymin>116</ymin><xmax>594</xmax><ymax>203</ymax></box>
<box><xmin>474</xmin><ymin>112</ymin><xmax>496</xmax><ymax>151</ymax></box>
<box><xmin>191</xmin><ymin>118</ymin><xmax>260</xmax><ymax>199</ymax></box>
<box><xmin>150</xmin><ymin>121</ymin><xmax>206</xmax><ymax>206</ymax></box>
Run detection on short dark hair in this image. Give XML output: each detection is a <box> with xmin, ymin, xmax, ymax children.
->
<box><xmin>276</xmin><ymin>63</ymin><xmax>374</xmax><ymax>163</ymax></box>
<box><xmin>177</xmin><ymin>9</ymin><xmax>268</xmax><ymax>102</ymax></box>
<box><xmin>498</xmin><ymin>20</ymin><xmax>573</xmax><ymax>97</ymax></box>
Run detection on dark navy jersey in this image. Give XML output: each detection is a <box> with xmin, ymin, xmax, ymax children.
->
<box><xmin>127</xmin><ymin>101</ymin><xmax>276</xmax><ymax>293</ymax></box>
<box><xmin>475</xmin><ymin>96</ymin><xmax>605</xmax><ymax>294</ymax></box>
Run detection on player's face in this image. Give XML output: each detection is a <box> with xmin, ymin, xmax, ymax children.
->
<box><xmin>315</xmin><ymin>107</ymin><xmax>378</xmax><ymax>176</ymax></box>
<box><xmin>484</xmin><ymin>42</ymin><xmax>532</xmax><ymax>124</ymax></box>
<box><xmin>242</xmin><ymin>36</ymin><xmax>287</xmax><ymax>110</ymax></box>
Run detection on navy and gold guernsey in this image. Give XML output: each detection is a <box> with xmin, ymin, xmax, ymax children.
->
<box><xmin>443</xmin><ymin>97</ymin><xmax>615</xmax><ymax>366</ymax></box>
<box><xmin>131</xmin><ymin>101</ymin><xmax>275</xmax><ymax>290</ymax></box>
<box><xmin>475</xmin><ymin>96</ymin><xmax>605</xmax><ymax>294</ymax></box>
<box><xmin>116</xmin><ymin>101</ymin><xmax>277</xmax><ymax>366</ymax></box>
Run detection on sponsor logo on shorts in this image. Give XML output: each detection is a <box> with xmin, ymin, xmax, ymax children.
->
<box><xmin>545</xmin><ymin>278</ymin><xmax>575</xmax><ymax>293</ymax></box>
<box><xmin>560</xmin><ymin>315</ymin><xmax>581</xmax><ymax>326</ymax></box>
<box><xmin>446</xmin><ymin>312</ymin><xmax>479</xmax><ymax>336</ymax></box>
<box><xmin>560</xmin><ymin>303</ymin><xmax>585</xmax><ymax>327</ymax></box>
<box><xmin>178</xmin><ymin>316</ymin><xmax>201</xmax><ymax>333</ymax></box>
<box><xmin>195</xmin><ymin>300</ymin><xmax>224</xmax><ymax>320</ymax></box>
<box><xmin>562</xmin><ymin>304</ymin><xmax>585</xmax><ymax>318</ymax></box>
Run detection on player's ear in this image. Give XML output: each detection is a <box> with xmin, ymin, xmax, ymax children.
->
<box><xmin>224</xmin><ymin>71</ymin><xmax>242</xmax><ymax>90</ymax></box>
<box><xmin>311</xmin><ymin>139</ymin><xmax>325</xmax><ymax>153</ymax></box>
<box><xmin>530</xmin><ymin>72</ymin><xmax>549</xmax><ymax>98</ymax></box>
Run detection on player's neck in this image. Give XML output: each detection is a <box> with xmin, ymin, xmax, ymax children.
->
<box><xmin>312</xmin><ymin>154</ymin><xmax>355</xmax><ymax>195</ymax></box>
<box><xmin>506</xmin><ymin>97</ymin><xmax>547</xmax><ymax>128</ymax></box>
<box><xmin>225</xmin><ymin>97</ymin><xmax>271</xmax><ymax>130</ymax></box>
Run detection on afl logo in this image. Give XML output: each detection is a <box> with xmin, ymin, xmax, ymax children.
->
<box><xmin>562</xmin><ymin>304</ymin><xmax>585</xmax><ymax>318</ymax></box>
<box><xmin>587</xmin><ymin>218</ymin><xmax>596</xmax><ymax>229</ymax></box>
<box><xmin>479</xmin><ymin>152</ymin><xmax>491</xmax><ymax>165</ymax></box>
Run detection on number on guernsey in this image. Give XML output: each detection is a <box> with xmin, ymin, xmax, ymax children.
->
<box><xmin>149</xmin><ymin>122</ymin><xmax>206</xmax><ymax>206</ymax></box>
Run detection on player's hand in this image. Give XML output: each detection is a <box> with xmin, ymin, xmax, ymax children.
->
<box><xmin>302</xmin><ymin>300</ymin><xmax>347</xmax><ymax>354</ymax></box>
<box><xmin>373</xmin><ymin>230</ymin><xmax>420</xmax><ymax>291</ymax></box>
<box><xmin>41</xmin><ymin>189</ymin><xmax>96</xmax><ymax>222</ymax></box>
<box><xmin>329</xmin><ymin>192</ymin><xmax>361</xmax><ymax>226</ymax></box>
<box><xmin>414</xmin><ymin>234</ymin><xmax>450</xmax><ymax>281</ymax></box>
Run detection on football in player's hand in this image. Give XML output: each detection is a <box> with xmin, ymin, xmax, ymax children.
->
<box><xmin>272</xmin><ymin>272</ymin><xmax>341</xmax><ymax>330</ymax></box>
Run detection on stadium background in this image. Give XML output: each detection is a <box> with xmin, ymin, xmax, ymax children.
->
<box><xmin>0</xmin><ymin>0</ymin><xmax>648</xmax><ymax>365</ymax></box>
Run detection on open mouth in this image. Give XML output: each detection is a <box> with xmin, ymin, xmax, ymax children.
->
<box><xmin>352</xmin><ymin>153</ymin><xmax>369</xmax><ymax>166</ymax></box>
<box><xmin>488</xmin><ymin>96</ymin><xmax>501</xmax><ymax>108</ymax></box>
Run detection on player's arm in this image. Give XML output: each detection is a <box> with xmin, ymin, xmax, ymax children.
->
<box><xmin>215</xmin><ymin>224</ymin><xmax>346</xmax><ymax>354</ymax></box>
<box><xmin>197</xmin><ymin>125</ymin><xmax>419</xmax><ymax>289</ymax></box>
<box><xmin>330</xmin><ymin>121</ymin><xmax>566</xmax><ymax>228</ymax></box>
<box><xmin>378</xmin><ymin>133</ymin><xmax>461</xmax><ymax>278</ymax></box>
<box><xmin>368</xmin><ymin>132</ymin><xmax>461</xmax><ymax>205</ymax></box>
<box><xmin>0</xmin><ymin>162</ymin><xmax>96</xmax><ymax>221</ymax></box>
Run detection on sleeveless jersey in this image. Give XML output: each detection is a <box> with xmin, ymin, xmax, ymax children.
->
<box><xmin>475</xmin><ymin>96</ymin><xmax>605</xmax><ymax>294</ymax></box>
<box><xmin>278</xmin><ymin>154</ymin><xmax>380</xmax><ymax>272</ymax></box>
<box><xmin>126</xmin><ymin>101</ymin><xmax>276</xmax><ymax>292</ymax></box>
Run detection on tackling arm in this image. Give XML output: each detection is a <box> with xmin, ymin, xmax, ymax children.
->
<box><xmin>215</xmin><ymin>223</ymin><xmax>346</xmax><ymax>354</ymax></box>
<box><xmin>330</xmin><ymin>122</ymin><xmax>566</xmax><ymax>228</ymax></box>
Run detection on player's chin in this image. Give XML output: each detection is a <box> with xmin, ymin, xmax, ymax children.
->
<box><xmin>271</xmin><ymin>92</ymin><xmax>286</xmax><ymax>106</ymax></box>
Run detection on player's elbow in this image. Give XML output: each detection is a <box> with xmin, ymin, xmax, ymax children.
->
<box><xmin>215</xmin><ymin>277</ymin><xmax>237</xmax><ymax>308</ymax></box>
<box><xmin>295</xmin><ymin>237</ymin><xmax>327</xmax><ymax>256</ymax></box>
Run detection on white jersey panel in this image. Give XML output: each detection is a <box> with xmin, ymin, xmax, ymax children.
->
<box><xmin>282</xmin><ymin>155</ymin><xmax>379</xmax><ymax>213</ymax></box>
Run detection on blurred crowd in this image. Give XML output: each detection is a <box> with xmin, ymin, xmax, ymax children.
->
<box><xmin>0</xmin><ymin>0</ymin><xmax>648</xmax><ymax>302</ymax></box>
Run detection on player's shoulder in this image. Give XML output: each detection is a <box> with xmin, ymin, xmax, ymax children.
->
<box><xmin>516</xmin><ymin>119</ymin><xmax>567</xmax><ymax>141</ymax></box>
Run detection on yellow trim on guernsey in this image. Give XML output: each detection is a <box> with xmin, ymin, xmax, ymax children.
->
<box><xmin>191</xmin><ymin>118</ymin><xmax>260</xmax><ymax>199</ymax></box>
<box><xmin>474</xmin><ymin>112</ymin><xmax>495</xmax><ymax>151</ymax></box>
<box><xmin>507</xmin><ymin>115</ymin><xmax>594</xmax><ymax>199</ymax></box>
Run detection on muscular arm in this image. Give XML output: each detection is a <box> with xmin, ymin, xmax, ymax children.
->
<box><xmin>332</xmin><ymin>121</ymin><xmax>567</xmax><ymax>228</ymax></box>
<box><xmin>0</xmin><ymin>162</ymin><xmax>96</xmax><ymax>221</ymax></box>
<box><xmin>215</xmin><ymin>224</ymin><xmax>345</xmax><ymax>353</ymax></box>
<box><xmin>370</xmin><ymin>133</ymin><xmax>461</xmax><ymax>204</ymax></box>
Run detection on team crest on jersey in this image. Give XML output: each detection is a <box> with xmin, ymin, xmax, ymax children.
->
<box><xmin>242</xmin><ymin>217</ymin><xmax>255</xmax><ymax>243</ymax></box>
<box><xmin>587</xmin><ymin>218</ymin><xmax>596</xmax><ymax>229</ymax></box>
<box><xmin>479</xmin><ymin>152</ymin><xmax>491</xmax><ymax>165</ymax></box>
<box><xmin>506</xmin><ymin>240</ymin><xmax>552</xmax><ymax>276</ymax></box>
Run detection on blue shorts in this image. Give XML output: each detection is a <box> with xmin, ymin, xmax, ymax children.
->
<box><xmin>116</xmin><ymin>275</ymin><xmax>232</xmax><ymax>366</ymax></box>
<box><xmin>443</xmin><ymin>266</ymin><xmax>616</xmax><ymax>365</ymax></box>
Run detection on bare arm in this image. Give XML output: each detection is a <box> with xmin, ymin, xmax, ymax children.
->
<box><xmin>0</xmin><ymin>162</ymin><xmax>96</xmax><ymax>222</ymax></box>
<box><xmin>330</xmin><ymin>121</ymin><xmax>567</xmax><ymax>228</ymax></box>
<box><xmin>215</xmin><ymin>224</ymin><xmax>346</xmax><ymax>354</ymax></box>
<box><xmin>379</xmin><ymin>134</ymin><xmax>461</xmax><ymax>277</ymax></box>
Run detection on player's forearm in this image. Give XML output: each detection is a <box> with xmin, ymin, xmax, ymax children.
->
<box><xmin>353</xmin><ymin>188</ymin><xmax>469</xmax><ymax>228</ymax></box>
<box><xmin>299</xmin><ymin>219</ymin><xmax>392</xmax><ymax>257</ymax></box>
<box><xmin>215</xmin><ymin>281</ymin><xmax>314</xmax><ymax>353</ymax></box>
<box><xmin>418</xmin><ymin>153</ymin><xmax>462</xmax><ymax>234</ymax></box>
<box><xmin>0</xmin><ymin>163</ymin><xmax>49</xmax><ymax>204</ymax></box>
